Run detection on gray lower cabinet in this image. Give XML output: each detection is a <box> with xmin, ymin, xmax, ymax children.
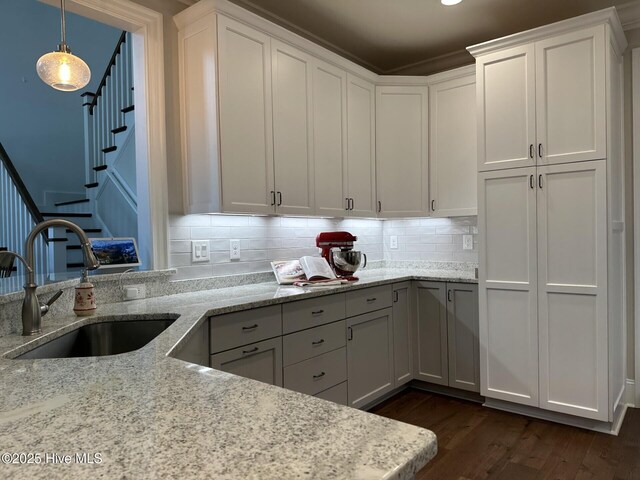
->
<box><xmin>414</xmin><ymin>281</ymin><xmax>479</xmax><ymax>393</ymax></box>
<box><xmin>346</xmin><ymin>307</ymin><xmax>395</xmax><ymax>409</ymax></box>
<box><xmin>392</xmin><ymin>282</ymin><xmax>412</xmax><ymax>387</ymax></box>
<box><xmin>210</xmin><ymin>337</ymin><xmax>283</xmax><ymax>387</ymax></box>
<box><xmin>316</xmin><ymin>381</ymin><xmax>348</xmax><ymax>405</ymax></box>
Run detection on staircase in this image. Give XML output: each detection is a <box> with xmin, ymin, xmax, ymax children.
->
<box><xmin>47</xmin><ymin>31</ymin><xmax>139</xmax><ymax>272</ymax></box>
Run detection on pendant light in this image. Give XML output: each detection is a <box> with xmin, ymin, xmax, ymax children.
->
<box><xmin>36</xmin><ymin>0</ymin><xmax>91</xmax><ymax>92</ymax></box>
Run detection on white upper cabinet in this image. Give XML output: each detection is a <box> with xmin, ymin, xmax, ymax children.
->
<box><xmin>217</xmin><ymin>15</ymin><xmax>275</xmax><ymax>214</ymax></box>
<box><xmin>312</xmin><ymin>58</ymin><xmax>347</xmax><ymax>217</ymax></box>
<box><xmin>474</xmin><ymin>23</ymin><xmax>609</xmax><ymax>172</ymax></box>
<box><xmin>376</xmin><ymin>86</ymin><xmax>429</xmax><ymax>217</ymax></box>
<box><xmin>476</xmin><ymin>44</ymin><xmax>536</xmax><ymax>172</ymax></box>
<box><xmin>271</xmin><ymin>40</ymin><xmax>315</xmax><ymax>215</ymax></box>
<box><xmin>535</xmin><ymin>26</ymin><xmax>606</xmax><ymax>165</ymax></box>
<box><xmin>346</xmin><ymin>74</ymin><xmax>377</xmax><ymax>218</ymax></box>
<box><xmin>429</xmin><ymin>67</ymin><xmax>477</xmax><ymax>216</ymax></box>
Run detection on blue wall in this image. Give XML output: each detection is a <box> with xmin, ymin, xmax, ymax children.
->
<box><xmin>0</xmin><ymin>0</ymin><xmax>121</xmax><ymax>206</ymax></box>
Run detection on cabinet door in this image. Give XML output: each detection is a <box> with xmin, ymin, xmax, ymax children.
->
<box><xmin>476</xmin><ymin>45</ymin><xmax>536</xmax><ymax>172</ymax></box>
<box><xmin>347</xmin><ymin>308</ymin><xmax>394</xmax><ymax>409</ymax></box>
<box><xmin>313</xmin><ymin>59</ymin><xmax>348</xmax><ymax>217</ymax></box>
<box><xmin>537</xmin><ymin>160</ymin><xmax>608</xmax><ymax>420</ymax></box>
<box><xmin>271</xmin><ymin>39</ymin><xmax>315</xmax><ymax>215</ymax></box>
<box><xmin>429</xmin><ymin>73</ymin><xmax>477</xmax><ymax>216</ymax></box>
<box><xmin>211</xmin><ymin>337</ymin><xmax>283</xmax><ymax>387</ymax></box>
<box><xmin>535</xmin><ymin>26</ymin><xmax>606</xmax><ymax>166</ymax></box>
<box><xmin>392</xmin><ymin>282</ymin><xmax>412</xmax><ymax>387</ymax></box>
<box><xmin>478</xmin><ymin>167</ymin><xmax>538</xmax><ymax>406</ymax></box>
<box><xmin>217</xmin><ymin>15</ymin><xmax>275</xmax><ymax>214</ymax></box>
<box><xmin>375</xmin><ymin>86</ymin><xmax>429</xmax><ymax>217</ymax></box>
<box><xmin>346</xmin><ymin>74</ymin><xmax>377</xmax><ymax>217</ymax></box>
<box><xmin>413</xmin><ymin>281</ymin><xmax>448</xmax><ymax>385</ymax></box>
<box><xmin>447</xmin><ymin>283</ymin><xmax>480</xmax><ymax>393</ymax></box>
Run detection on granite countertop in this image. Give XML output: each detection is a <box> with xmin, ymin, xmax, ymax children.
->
<box><xmin>0</xmin><ymin>268</ymin><xmax>474</xmax><ymax>479</ymax></box>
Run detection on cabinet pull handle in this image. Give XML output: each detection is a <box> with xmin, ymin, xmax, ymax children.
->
<box><xmin>377</xmin><ymin>200</ymin><xmax>382</xmax><ymax>213</ymax></box>
<box><xmin>394</xmin><ymin>291</ymin><xmax>399</xmax><ymax>302</ymax></box>
<box><xmin>366</xmin><ymin>297</ymin><xmax>377</xmax><ymax>303</ymax></box>
<box><xmin>529</xmin><ymin>144</ymin><xmax>534</xmax><ymax>159</ymax></box>
<box><xmin>447</xmin><ymin>289</ymin><xmax>452</xmax><ymax>302</ymax></box>
<box><xmin>270</xmin><ymin>191</ymin><xmax>276</xmax><ymax>206</ymax></box>
<box><xmin>242</xmin><ymin>346</ymin><xmax>259</xmax><ymax>355</ymax></box>
<box><xmin>431</xmin><ymin>199</ymin><xmax>435</xmax><ymax>211</ymax></box>
<box><xmin>347</xmin><ymin>327</ymin><xmax>353</xmax><ymax>341</ymax></box>
<box><xmin>538</xmin><ymin>174</ymin><xmax>543</xmax><ymax>189</ymax></box>
<box><xmin>529</xmin><ymin>174</ymin><xmax>534</xmax><ymax>189</ymax></box>
<box><xmin>538</xmin><ymin>143</ymin><xmax>543</xmax><ymax>159</ymax></box>
<box><xmin>313</xmin><ymin>371</ymin><xmax>326</xmax><ymax>379</ymax></box>
<box><xmin>345</xmin><ymin>198</ymin><xmax>350</xmax><ymax>210</ymax></box>
<box><xmin>242</xmin><ymin>324</ymin><xmax>258</xmax><ymax>331</ymax></box>
<box><xmin>277</xmin><ymin>191</ymin><xmax>282</xmax><ymax>206</ymax></box>
<box><xmin>311</xmin><ymin>309</ymin><xmax>324</xmax><ymax>315</ymax></box>
<box><xmin>312</xmin><ymin>339</ymin><xmax>325</xmax><ymax>345</ymax></box>
<box><xmin>350</xmin><ymin>198</ymin><xmax>354</xmax><ymax>210</ymax></box>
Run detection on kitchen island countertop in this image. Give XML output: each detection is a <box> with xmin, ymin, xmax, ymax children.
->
<box><xmin>0</xmin><ymin>267</ymin><xmax>475</xmax><ymax>479</ymax></box>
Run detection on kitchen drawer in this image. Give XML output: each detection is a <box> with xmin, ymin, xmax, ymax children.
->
<box><xmin>282</xmin><ymin>294</ymin><xmax>345</xmax><ymax>334</ymax></box>
<box><xmin>210</xmin><ymin>337</ymin><xmax>283</xmax><ymax>387</ymax></box>
<box><xmin>345</xmin><ymin>285</ymin><xmax>393</xmax><ymax>317</ymax></box>
<box><xmin>283</xmin><ymin>320</ymin><xmax>346</xmax><ymax>366</ymax></box>
<box><xmin>315</xmin><ymin>381</ymin><xmax>348</xmax><ymax>406</ymax></box>
<box><xmin>210</xmin><ymin>305</ymin><xmax>282</xmax><ymax>353</ymax></box>
<box><xmin>284</xmin><ymin>347</ymin><xmax>347</xmax><ymax>396</ymax></box>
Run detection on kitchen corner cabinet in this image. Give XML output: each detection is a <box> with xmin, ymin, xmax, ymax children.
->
<box><xmin>413</xmin><ymin>281</ymin><xmax>480</xmax><ymax>392</ymax></box>
<box><xmin>475</xmin><ymin>25</ymin><xmax>607</xmax><ymax>172</ymax></box>
<box><xmin>375</xmin><ymin>86</ymin><xmax>429</xmax><ymax>217</ymax></box>
<box><xmin>392</xmin><ymin>282</ymin><xmax>412</xmax><ymax>387</ymax></box>
<box><xmin>428</xmin><ymin>67</ymin><xmax>477</xmax><ymax>217</ymax></box>
<box><xmin>346</xmin><ymin>308</ymin><xmax>395</xmax><ymax>409</ymax></box>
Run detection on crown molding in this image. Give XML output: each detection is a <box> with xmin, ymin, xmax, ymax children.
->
<box><xmin>384</xmin><ymin>49</ymin><xmax>474</xmax><ymax>76</ymax></box>
<box><xmin>617</xmin><ymin>1</ymin><xmax>640</xmax><ymax>31</ymax></box>
<box><xmin>176</xmin><ymin>0</ymin><xmax>198</xmax><ymax>5</ymax></box>
<box><xmin>468</xmin><ymin>7</ymin><xmax>627</xmax><ymax>58</ymax></box>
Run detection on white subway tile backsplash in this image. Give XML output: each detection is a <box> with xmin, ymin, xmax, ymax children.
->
<box><xmin>168</xmin><ymin>214</ymin><xmax>475</xmax><ymax>279</ymax></box>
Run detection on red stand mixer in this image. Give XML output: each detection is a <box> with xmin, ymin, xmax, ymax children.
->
<box><xmin>316</xmin><ymin>231</ymin><xmax>367</xmax><ymax>279</ymax></box>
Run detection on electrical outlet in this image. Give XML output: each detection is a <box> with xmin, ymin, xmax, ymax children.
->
<box><xmin>124</xmin><ymin>284</ymin><xmax>146</xmax><ymax>301</ymax></box>
<box><xmin>192</xmin><ymin>240</ymin><xmax>210</xmax><ymax>263</ymax></box>
<box><xmin>463</xmin><ymin>235</ymin><xmax>473</xmax><ymax>250</ymax></box>
<box><xmin>230</xmin><ymin>239</ymin><xmax>241</xmax><ymax>260</ymax></box>
<box><xmin>390</xmin><ymin>235</ymin><xmax>398</xmax><ymax>249</ymax></box>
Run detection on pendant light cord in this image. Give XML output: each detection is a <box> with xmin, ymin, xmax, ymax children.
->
<box><xmin>60</xmin><ymin>0</ymin><xmax>68</xmax><ymax>52</ymax></box>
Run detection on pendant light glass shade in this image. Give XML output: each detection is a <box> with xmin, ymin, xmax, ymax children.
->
<box><xmin>36</xmin><ymin>0</ymin><xmax>91</xmax><ymax>92</ymax></box>
<box><xmin>36</xmin><ymin>50</ymin><xmax>91</xmax><ymax>91</ymax></box>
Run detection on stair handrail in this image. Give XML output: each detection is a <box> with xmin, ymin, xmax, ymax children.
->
<box><xmin>0</xmin><ymin>142</ymin><xmax>46</xmax><ymax>229</ymax></box>
<box><xmin>83</xmin><ymin>30</ymin><xmax>128</xmax><ymax>115</ymax></box>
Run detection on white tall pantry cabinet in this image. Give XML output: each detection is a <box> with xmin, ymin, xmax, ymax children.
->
<box><xmin>470</xmin><ymin>10</ymin><xmax>627</xmax><ymax>426</ymax></box>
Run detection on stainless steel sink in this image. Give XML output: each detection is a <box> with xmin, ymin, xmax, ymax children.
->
<box><xmin>16</xmin><ymin>318</ymin><xmax>177</xmax><ymax>359</ymax></box>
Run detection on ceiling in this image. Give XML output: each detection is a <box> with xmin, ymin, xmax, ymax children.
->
<box><xmin>228</xmin><ymin>0</ymin><xmax>634</xmax><ymax>75</ymax></box>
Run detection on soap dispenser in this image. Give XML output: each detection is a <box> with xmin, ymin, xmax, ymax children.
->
<box><xmin>74</xmin><ymin>268</ymin><xmax>96</xmax><ymax>316</ymax></box>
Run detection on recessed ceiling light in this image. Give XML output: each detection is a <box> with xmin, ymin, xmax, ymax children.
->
<box><xmin>441</xmin><ymin>0</ymin><xmax>462</xmax><ymax>5</ymax></box>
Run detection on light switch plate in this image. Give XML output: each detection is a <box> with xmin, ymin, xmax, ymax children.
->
<box><xmin>230</xmin><ymin>239</ymin><xmax>241</xmax><ymax>260</ymax></box>
<box><xmin>192</xmin><ymin>240</ymin><xmax>210</xmax><ymax>263</ymax></box>
<box><xmin>390</xmin><ymin>235</ymin><xmax>398</xmax><ymax>249</ymax></box>
<box><xmin>463</xmin><ymin>235</ymin><xmax>473</xmax><ymax>250</ymax></box>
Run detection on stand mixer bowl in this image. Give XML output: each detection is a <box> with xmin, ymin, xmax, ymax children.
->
<box><xmin>331</xmin><ymin>250</ymin><xmax>367</xmax><ymax>276</ymax></box>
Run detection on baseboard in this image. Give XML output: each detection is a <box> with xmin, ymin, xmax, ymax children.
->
<box><xmin>484</xmin><ymin>398</ymin><xmax>627</xmax><ymax>435</ymax></box>
<box><xmin>624</xmin><ymin>378</ymin><xmax>636</xmax><ymax>407</ymax></box>
<box><xmin>362</xmin><ymin>385</ymin><xmax>408</xmax><ymax>411</ymax></box>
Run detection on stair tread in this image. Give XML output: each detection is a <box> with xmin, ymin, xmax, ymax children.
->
<box><xmin>67</xmin><ymin>228</ymin><xmax>101</xmax><ymax>233</ymax></box>
<box><xmin>102</xmin><ymin>146</ymin><xmax>117</xmax><ymax>153</ymax></box>
<box><xmin>49</xmin><ymin>237</ymin><xmax>69</xmax><ymax>242</ymax></box>
<box><xmin>66</xmin><ymin>245</ymin><xmax>82</xmax><ymax>250</ymax></box>
<box><xmin>112</xmin><ymin>126</ymin><xmax>127</xmax><ymax>134</ymax></box>
<box><xmin>121</xmin><ymin>105</ymin><xmax>135</xmax><ymax>113</ymax></box>
<box><xmin>93</xmin><ymin>165</ymin><xmax>108</xmax><ymax>172</ymax></box>
<box><xmin>85</xmin><ymin>182</ymin><xmax>99</xmax><ymax>189</ymax></box>
<box><xmin>66</xmin><ymin>262</ymin><xmax>85</xmax><ymax>268</ymax></box>
<box><xmin>54</xmin><ymin>198</ymin><xmax>90</xmax><ymax>207</ymax></box>
<box><xmin>42</xmin><ymin>212</ymin><xmax>92</xmax><ymax>218</ymax></box>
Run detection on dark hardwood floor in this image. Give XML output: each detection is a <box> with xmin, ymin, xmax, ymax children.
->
<box><xmin>370</xmin><ymin>389</ymin><xmax>640</xmax><ymax>480</ymax></box>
